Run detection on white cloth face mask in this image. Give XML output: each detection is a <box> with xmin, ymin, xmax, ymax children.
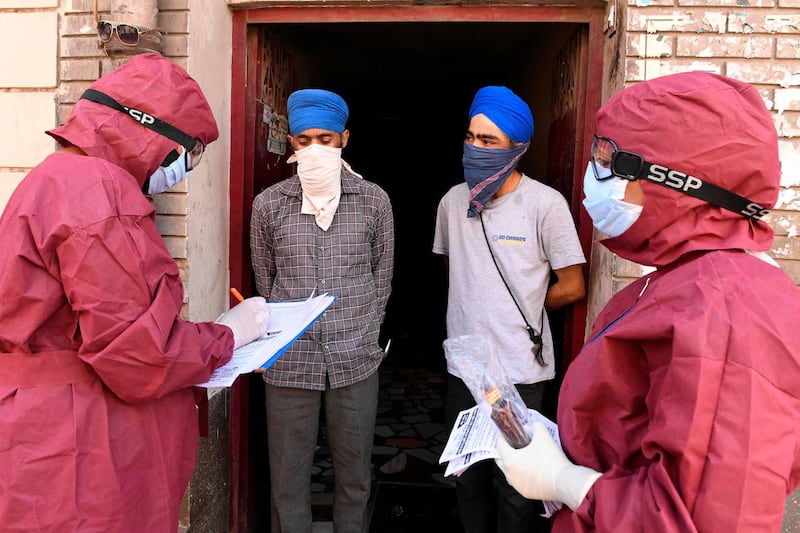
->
<box><xmin>289</xmin><ymin>144</ymin><xmax>343</xmax><ymax>196</ymax></box>
<box><xmin>288</xmin><ymin>144</ymin><xmax>343</xmax><ymax>231</ymax></box>
<box><xmin>147</xmin><ymin>148</ymin><xmax>191</xmax><ymax>195</ymax></box>
<box><xmin>582</xmin><ymin>162</ymin><xmax>642</xmax><ymax>238</ymax></box>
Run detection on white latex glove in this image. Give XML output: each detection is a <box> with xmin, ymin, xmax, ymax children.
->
<box><xmin>215</xmin><ymin>296</ymin><xmax>271</xmax><ymax>349</ymax></box>
<box><xmin>495</xmin><ymin>421</ymin><xmax>602</xmax><ymax>511</ymax></box>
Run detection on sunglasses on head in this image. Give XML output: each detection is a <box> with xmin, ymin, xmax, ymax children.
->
<box><xmin>590</xmin><ymin>134</ymin><xmax>770</xmax><ymax>221</ymax></box>
<box><xmin>97</xmin><ymin>21</ymin><xmax>159</xmax><ymax>47</ymax></box>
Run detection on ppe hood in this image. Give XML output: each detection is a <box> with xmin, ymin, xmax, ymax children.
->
<box><xmin>47</xmin><ymin>53</ymin><xmax>219</xmax><ymax>188</ymax></box>
<box><xmin>595</xmin><ymin>72</ymin><xmax>778</xmax><ymax>267</ymax></box>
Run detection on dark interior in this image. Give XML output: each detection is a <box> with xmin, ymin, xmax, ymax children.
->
<box><xmin>259</xmin><ymin>21</ymin><xmax>581</xmax><ymax>368</ymax></box>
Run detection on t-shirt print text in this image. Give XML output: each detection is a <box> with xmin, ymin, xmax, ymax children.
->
<box><xmin>492</xmin><ymin>234</ymin><xmax>527</xmax><ymax>246</ymax></box>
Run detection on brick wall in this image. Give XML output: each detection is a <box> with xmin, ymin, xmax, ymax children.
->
<box><xmin>61</xmin><ymin>4</ymin><xmax>190</xmax><ymax>219</ymax></box>
<box><xmin>0</xmin><ymin>0</ymin><xmax>194</xmax><ymax>280</ymax></box>
<box><xmin>0</xmin><ymin>1</ymin><xmax>58</xmax><ymax>206</ymax></box>
<box><xmin>614</xmin><ymin>0</ymin><xmax>800</xmax><ymax>286</ymax></box>
<box><xmin>56</xmin><ymin>0</ymin><xmax>194</xmax><ymax>311</ymax></box>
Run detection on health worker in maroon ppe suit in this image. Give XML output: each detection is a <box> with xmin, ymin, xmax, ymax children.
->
<box><xmin>0</xmin><ymin>53</ymin><xmax>270</xmax><ymax>532</ymax></box>
<box><xmin>495</xmin><ymin>71</ymin><xmax>800</xmax><ymax>532</ymax></box>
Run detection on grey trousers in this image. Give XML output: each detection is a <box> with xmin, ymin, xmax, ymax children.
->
<box><xmin>265</xmin><ymin>372</ymin><xmax>379</xmax><ymax>533</ymax></box>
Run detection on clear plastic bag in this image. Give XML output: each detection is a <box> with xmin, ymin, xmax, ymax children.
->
<box><xmin>444</xmin><ymin>334</ymin><xmax>533</xmax><ymax>449</ymax></box>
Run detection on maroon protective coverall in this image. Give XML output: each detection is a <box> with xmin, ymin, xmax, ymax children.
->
<box><xmin>554</xmin><ymin>73</ymin><xmax>800</xmax><ymax>531</ymax></box>
<box><xmin>0</xmin><ymin>54</ymin><xmax>233</xmax><ymax>531</ymax></box>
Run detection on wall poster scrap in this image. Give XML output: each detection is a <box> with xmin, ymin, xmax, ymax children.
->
<box><xmin>261</xmin><ymin>33</ymin><xmax>295</xmax><ymax>156</ymax></box>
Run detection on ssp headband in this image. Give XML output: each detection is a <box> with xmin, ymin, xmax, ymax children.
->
<box><xmin>80</xmin><ymin>88</ymin><xmax>197</xmax><ymax>153</ymax></box>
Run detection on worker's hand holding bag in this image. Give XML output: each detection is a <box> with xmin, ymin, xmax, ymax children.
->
<box><xmin>215</xmin><ymin>297</ymin><xmax>271</xmax><ymax>349</ymax></box>
<box><xmin>495</xmin><ymin>421</ymin><xmax>602</xmax><ymax>512</ymax></box>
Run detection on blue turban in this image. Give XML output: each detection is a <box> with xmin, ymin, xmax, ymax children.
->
<box><xmin>468</xmin><ymin>86</ymin><xmax>534</xmax><ymax>143</ymax></box>
<box><xmin>288</xmin><ymin>89</ymin><xmax>349</xmax><ymax>135</ymax></box>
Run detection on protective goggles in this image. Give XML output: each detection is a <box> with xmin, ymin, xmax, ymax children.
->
<box><xmin>591</xmin><ymin>134</ymin><xmax>770</xmax><ymax>220</ymax></box>
<box><xmin>97</xmin><ymin>21</ymin><xmax>158</xmax><ymax>47</ymax></box>
<box><xmin>80</xmin><ymin>88</ymin><xmax>204</xmax><ymax>171</ymax></box>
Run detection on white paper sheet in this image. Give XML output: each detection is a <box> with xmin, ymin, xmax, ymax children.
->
<box><xmin>440</xmin><ymin>404</ymin><xmax>564</xmax><ymax>517</ymax></box>
<box><xmin>196</xmin><ymin>293</ymin><xmax>335</xmax><ymax>388</ymax></box>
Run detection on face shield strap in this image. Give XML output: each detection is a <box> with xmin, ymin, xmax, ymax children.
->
<box><xmin>609</xmin><ymin>149</ymin><xmax>771</xmax><ymax>221</ymax></box>
<box><xmin>80</xmin><ymin>88</ymin><xmax>196</xmax><ymax>152</ymax></box>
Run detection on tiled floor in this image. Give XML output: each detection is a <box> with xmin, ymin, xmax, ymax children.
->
<box><xmin>310</xmin><ymin>356</ymin><xmax>460</xmax><ymax>531</ymax></box>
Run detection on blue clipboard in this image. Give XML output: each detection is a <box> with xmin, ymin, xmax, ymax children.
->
<box><xmin>260</xmin><ymin>294</ymin><xmax>337</xmax><ymax>370</ymax></box>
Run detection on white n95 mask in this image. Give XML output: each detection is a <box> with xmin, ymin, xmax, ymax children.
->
<box><xmin>146</xmin><ymin>148</ymin><xmax>191</xmax><ymax>195</ymax></box>
<box><xmin>582</xmin><ymin>162</ymin><xmax>642</xmax><ymax>238</ymax></box>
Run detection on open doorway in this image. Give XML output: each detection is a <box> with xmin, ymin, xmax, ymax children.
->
<box><xmin>250</xmin><ymin>20</ymin><xmax>586</xmax><ymax>370</ymax></box>
<box><xmin>233</xmin><ymin>17</ymin><xmax>596</xmax><ymax>531</ymax></box>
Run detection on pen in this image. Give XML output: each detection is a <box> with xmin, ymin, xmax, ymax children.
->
<box><xmin>230</xmin><ymin>288</ymin><xmax>245</xmax><ymax>302</ymax></box>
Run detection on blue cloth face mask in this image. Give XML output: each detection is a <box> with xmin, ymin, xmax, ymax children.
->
<box><xmin>146</xmin><ymin>148</ymin><xmax>191</xmax><ymax>195</ymax></box>
<box><xmin>463</xmin><ymin>141</ymin><xmax>528</xmax><ymax>218</ymax></box>
<box><xmin>582</xmin><ymin>162</ymin><xmax>642</xmax><ymax>237</ymax></box>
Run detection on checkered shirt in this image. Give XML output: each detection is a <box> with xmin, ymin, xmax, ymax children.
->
<box><xmin>250</xmin><ymin>169</ymin><xmax>394</xmax><ymax>390</ymax></box>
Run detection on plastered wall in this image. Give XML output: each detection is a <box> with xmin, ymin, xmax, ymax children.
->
<box><xmin>0</xmin><ymin>3</ymin><xmax>58</xmax><ymax>206</ymax></box>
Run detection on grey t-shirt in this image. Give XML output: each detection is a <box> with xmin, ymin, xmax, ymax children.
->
<box><xmin>433</xmin><ymin>175</ymin><xmax>586</xmax><ymax>384</ymax></box>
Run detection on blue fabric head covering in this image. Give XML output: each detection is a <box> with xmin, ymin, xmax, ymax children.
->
<box><xmin>468</xmin><ymin>86</ymin><xmax>534</xmax><ymax>143</ymax></box>
<box><xmin>288</xmin><ymin>89</ymin><xmax>349</xmax><ymax>135</ymax></box>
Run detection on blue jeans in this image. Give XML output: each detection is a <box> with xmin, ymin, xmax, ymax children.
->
<box><xmin>265</xmin><ymin>372</ymin><xmax>379</xmax><ymax>533</ymax></box>
<box><xmin>445</xmin><ymin>375</ymin><xmax>550</xmax><ymax>533</ymax></box>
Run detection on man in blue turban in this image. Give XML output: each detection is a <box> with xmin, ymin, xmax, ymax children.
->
<box><xmin>433</xmin><ymin>86</ymin><xmax>586</xmax><ymax>533</ymax></box>
<box><xmin>287</xmin><ymin>88</ymin><xmax>349</xmax><ymax>136</ymax></box>
<box><xmin>463</xmin><ymin>85</ymin><xmax>534</xmax><ymax>217</ymax></box>
<box><xmin>469</xmin><ymin>85</ymin><xmax>534</xmax><ymax>143</ymax></box>
<box><xmin>250</xmin><ymin>88</ymin><xmax>394</xmax><ymax>532</ymax></box>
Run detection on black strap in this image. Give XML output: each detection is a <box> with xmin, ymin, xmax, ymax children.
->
<box><xmin>80</xmin><ymin>88</ymin><xmax>196</xmax><ymax>151</ymax></box>
<box><xmin>635</xmin><ymin>161</ymin><xmax>770</xmax><ymax>220</ymax></box>
<box><xmin>479</xmin><ymin>213</ymin><xmax>547</xmax><ymax>367</ymax></box>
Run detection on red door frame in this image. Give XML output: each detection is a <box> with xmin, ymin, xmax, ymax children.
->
<box><xmin>228</xmin><ymin>6</ymin><xmax>605</xmax><ymax>531</ymax></box>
